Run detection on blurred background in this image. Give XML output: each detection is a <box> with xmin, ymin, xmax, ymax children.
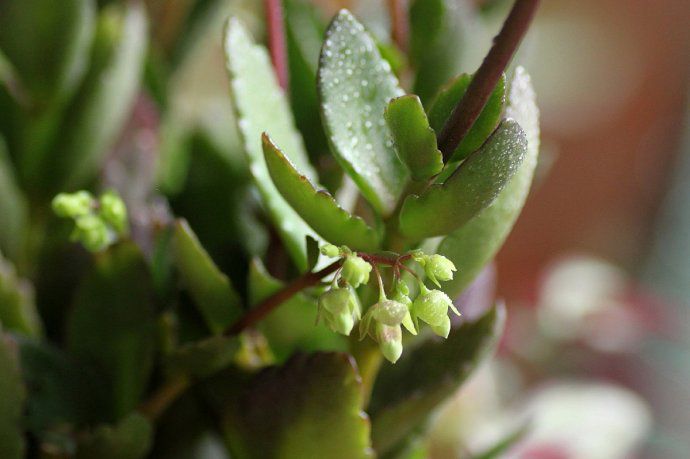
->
<box><xmin>2</xmin><ymin>0</ymin><xmax>689</xmax><ymax>457</ymax></box>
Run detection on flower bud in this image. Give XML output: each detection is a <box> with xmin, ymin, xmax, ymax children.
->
<box><xmin>320</xmin><ymin>243</ymin><xmax>341</xmax><ymax>258</ymax></box>
<box><xmin>341</xmin><ymin>254</ymin><xmax>371</xmax><ymax>288</ymax></box>
<box><xmin>317</xmin><ymin>287</ymin><xmax>360</xmax><ymax>335</ymax></box>
<box><xmin>430</xmin><ymin>315</ymin><xmax>451</xmax><ymax>338</ymax></box>
<box><xmin>72</xmin><ymin>215</ymin><xmax>111</xmax><ymax>252</ymax></box>
<box><xmin>99</xmin><ymin>191</ymin><xmax>128</xmax><ymax>234</ymax></box>
<box><xmin>375</xmin><ymin>322</ymin><xmax>403</xmax><ymax>363</ymax></box>
<box><xmin>424</xmin><ymin>254</ymin><xmax>456</xmax><ymax>287</ymax></box>
<box><xmin>372</xmin><ymin>299</ymin><xmax>407</xmax><ymax>326</ymax></box>
<box><xmin>390</xmin><ymin>285</ymin><xmax>416</xmax><ymax>335</ymax></box>
<box><xmin>412</xmin><ymin>288</ymin><xmax>460</xmax><ymax>328</ymax></box>
<box><xmin>52</xmin><ymin>191</ymin><xmax>94</xmax><ymax>218</ymax></box>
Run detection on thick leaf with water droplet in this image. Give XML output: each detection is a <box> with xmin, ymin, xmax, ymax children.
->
<box><xmin>203</xmin><ymin>352</ymin><xmax>373</xmax><ymax>458</ymax></box>
<box><xmin>249</xmin><ymin>258</ymin><xmax>346</xmax><ymax>362</ymax></box>
<box><xmin>0</xmin><ymin>334</ymin><xmax>25</xmax><ymax>459</ymax></box>
<box><xmin>75</xmin><ymin>412</ymin><xmax>152</xmax><ymax>459</ymax></box>
<box><xmin>172</xmin><ymin>219</ymin><xmax>242</xmax><ymax>335</ymax></box>
<box><xmin>428</xmin><ymin>73</ymin><xmax>506</xmax><ymax>162</ymax></box>
<box><xmin>0</xmin><ymin>137</ymin><xmax>27</xmax><ymax>262</ymax></box>
<box><xmin>166</xmin><ymin>336</ymin><xmax>239</xmax><ymax>378</ymax></box>
<box><xmin>263</xmin><ymin>134</ymin><xmax>381</xmax><ymax>251</ymax></box>
<box><xmin>438</xmin><ymin>67</ymin><xmax>540</xmax><ymax>298</ymax></box>
<box><xmin>224</xmin><ymin>17</ymin><xmax>318</xmax><ymax>271</ymax></box>
<box><xmin>318</xmin><ymin>9</ymin><xmax>408</xmax><ymax>216</ymax></box>
<box><xmin>66</xmin><ymin>242</ymin><xmax>156</xmax><ymax>420</ymax></box>
<box><xmin>409</xmin><ymin>0</ymin><xmax>477</xmax><ymax>103</ymax></box>
<box><xmin>0</xmin><ymin>253</ymin><xmax>42</xmax><ymax>338</ymax></box>
<box><xmin>400</xmin><ymin>119</ymin><xmax>527</xmax><ymax>239</ymax></box>
<box><xmin>385</xmin><ymin>95</ymin><xmax>443</xmax><ymax>181</ymax></box>
<box><xmin>369</xmin><ymin>304</ymin><xmax>505</xmax><ymax>454</ymax></box>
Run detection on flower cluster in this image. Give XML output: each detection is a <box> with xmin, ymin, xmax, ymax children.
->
<box><xmin>317</xmin><ymin>244</ymin><xmax>460</xmax><ymax>363</ymax></box>
<box><xmin>52</xmin><ymin>190</ymin><xmax>128</xmax><ymax>252</ymax></box>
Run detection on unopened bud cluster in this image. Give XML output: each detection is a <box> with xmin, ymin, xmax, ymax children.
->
<box><xmin>318</xmin><ymin>244</ymin><xmax>460</xmax><ymax>363</ymax></box>
<box><xmin>52</xmin><ymin>190</ymin><xmax>128</xmax><ymax>252</ymax></box>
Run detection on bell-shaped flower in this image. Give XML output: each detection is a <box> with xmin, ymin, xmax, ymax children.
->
<box><xmin>317</xmin><ymin>286</ymin><xmax>361</xmax><ymax>335</ymax></box>
<box><xmin>375</xmin><ymin>321</ymin><xmax>403</xmax><ymax>363</ymax></box>
<box><xmin>424</xmin><ymin>254</ymin><xmax>457</xmax><ymax>287</ymax></box>
<box><xmin>341</xmin><ymin>254</ymin><xmax>372</xmax><ymax>288</ymax></box>
<box><xmin>411</xmin><ymin>285</ymin><xmax>460</xmax><ymax>337</ymax></box>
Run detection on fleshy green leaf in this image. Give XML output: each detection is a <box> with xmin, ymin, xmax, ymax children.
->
<box><xmin>369</xmin><ymin>304</ymin><xmax>506</xmax><ymax>454</ymax></box>
<box><xmin>409</xmin><ymin>0</ymin><xmax>476</xmax><ymax>103</ymax></box>
<box><xmin>306</xmin><ymin>235</ymin><xmax>320</xmax><ymax>272</ymax></box>
<box><xmin>385</xmin><ymin>95</ymin><xmax>443</xmax><ymax>181</ymax></box>
<box><xmin>76</xmin><ymin>412</ymin><xmax>152</xmax><ymax>459</ymax></box>
<box><xmin>249</xmin><ymin>259</ymin><xmax>346</xmax><ymax>361</ymax></box>
<box><xmin>172</xmin><ymin>219</ymin><xmax>242</xmax><ymax>335</ymax></box>
<box><xmin>0</xmin><ymin>137</ymin><xmax>27</xmax><ymax>262</ymax></box>
<box><xmin>66</xmin><ymin>242</ymin><xmax>156</xmax><ymax>420</ymax></box>
<box><xmin>427</xmin><ymin>73</ymin><xmax>506</xmax><ymax>162</ymax></box>
<box><xmin>263</xmin><ymin>134</ymin><xmax>381</xmax><ymax>251</ymax></box>
<box><xmin>400</xmin><ymin>119</ymin><xmax>527</xmax><ymax>239</ymax></box>
<box><xmin>0</xmin><ymin>0</ymin><xmax>94</xmax><ymax>102</ymax></box>
<box><xmin>438</xmin><ymin>67</ymin><xmax>540</xmax><ymax>298</ymax></box>
<box><xmin>166</xmin><ymin>336</ymin><xmax>239</xmax><ymax>379</ymax></box>
<box><xmin>44</xmin><ymin>2</ymin><xmax>147</xmax><ymax>191</ymax></box>
<box><xmin>203</xmin><ymin>352</ymin><xmax>373</xmax><ymax>459</ymax></box>
<box><xmin>0</xmin><ymin>253</ymin><xmax>42</xmax><ymax>338</ymax></box>
<box><xmin>318</xmin><ymin>9</ymin><xmax>408</xmax><ymax>216</ymax></box>
<box><xmin>0</xmin><ymin>334</ymin><xmax>25</xmax><ymax>459</ymax></box>
<box><xmin>224</xmin><ymin>17</ymin><xmax>318</xmax><ymax>271</ymax></box>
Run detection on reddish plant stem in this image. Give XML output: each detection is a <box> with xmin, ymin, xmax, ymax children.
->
<box><xmin>264</xmin><ymin>0</ymin><xmax>289</xmax><ymax>90</ymax></box>
<box><xmin>224</xmin><ymin>260</ymin><xmax>342</xmax><ymax>336</ymax></box>
<box><xmin>387</xmin><ymin>0</ymin><xmax>409</xmax><ymax>53</ymax></box>
<box><xmin>437</xmin><ymin>0</ymin><xmax>540</xmax><ymax>161</ymax></box>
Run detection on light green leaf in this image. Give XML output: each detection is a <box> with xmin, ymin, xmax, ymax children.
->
<box><xmin>204</xmin><ymin>352</ymin><xmax>373</xmax><ymax>459</ymax></box>
<box><xmin>400</xmin><ymin>119</ymin><xmax>527</xmax><ymax>239</ymax></box>
<box><xmin>0</xmin><ymin>137</ymin><xmax>27</xmax><ymax>262</ymax></box>
<box><xmin>0</xmin><ymin>0</ymin><xmax>94</xmax><ymax>102</ymax></box>
<box><xmin>438</xmin><ymin>67</ymin><xmax>540</xmax><ymax>298</ymax></box>
<box><xmin>172</xmin><ymin>219</ymin><xmax>242</xmax><ymax>335</ymax></box>
<box><xmin>0</xmin><ymin>334</ymin><xmax>25</xmax><ymax>459</ymax></box>
<box><xmin>249</xmin><ymin>258</ymin><xmax>347</xmax><ymax>361</ymax></box>
<box><xmin>224</xmin><ymin>17</ymin><xmax>318</xmax><ymax>271</ymax></box>
<box><xmin>166</xmin><ymin>336</ymin><xmax>239</xmax><ymax>379</ymax></box>
<box><xmin>385</xmin><ymin>95</ymin><xmax>443</xmax><ymax>181</ymax></box>
<box><xmin>50</xmin><ymin>2</ymin><xmax>148</xmax><ymax>190</ymax></box>
<box><xmin>318</xmin><ymin>9</ymin><xmax>408</xmax><ymax>216</ymax></box>
<box><xmin>0</xmin><ymin>253</ymin><xmax>42</xmax><ymax>338</ymax></box>
<box><xmin>76</xmin><ymin>412</ymin><xmax>152</xmax><ymax>459</ymax></box>
<box><xmin>263</xmin><ymin>134</ymin><xmax>381</xmax><ymax>251</ymax></box>
<box><xmin>67</xmin><ymin>242</ymin><xmax>156</xmax><ymax>420</ymax></box>
<box><xmin>370</xmin><ymin>304</ymin><xmax>505</xmax><ymax>454</ymax></box>
<box><xmin>427</xmin><ymin>73</ymin><xmax>506</xmax><ymax>162</ymax></box>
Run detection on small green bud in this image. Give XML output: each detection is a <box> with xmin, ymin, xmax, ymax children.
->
<box><xmin>376</xmin><ymin>322</ymin><xmax>403</xmax><ymax>363</ymax></box>
<box><xmin>390</xmin><ymin>283</ymin><xmax>416</xmax><ymax>334</ymax></box>
<box><xmin>52</xmin><ymin>191</ymin><xmax>94</xmax><ymax>218</ymax></box>
<box><xmin>430</xmin><ymin>315</ymin><xmax>451</xmax><ymax>338</ymax></box>
<box><xmin>317</xmin><ymin>287</ymin><xmax>360</xmax><ymax>335</ymax></box>
<box><xmin>424</xmin><ymin>254</ymin><xmax>457</xmax><ymax>287</ymax></box>
<box><xmin>412</xmin><ymin>287</ymin><xmax>460</xmax><ymax>327</ymax></box>
<box><xmin>372</xmin><ymin>299</ymin><xmax>408</xmax><ymax>326</ymax></box>
<box><xmin>320</xmin><ymin>243</ymin><xmax>341</xmax><ymax>258</ymax></box>
<box><xmin>99</xmin><ymin>191</ymin><xmax>128</xmax><ymax>234</ymax></box>
<box><xmin>341</xmin><ymin>254</ymin><xmax>371</xmax><ymax>288</ymax></box>
<box><xmin>72</xmin><ymin>215</ymin><xmax>111</xmax><ymax>252</ymax></box>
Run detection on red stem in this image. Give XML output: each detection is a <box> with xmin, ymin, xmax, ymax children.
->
<box><xmin>387</xmin><ymin>0</ymin><xmax>409</xmax><ymax>53</ymax></box>
<box><xmin>264</xmin><ymin>0</ymin><xmax>289</xmax><ymax>90</ymax></box>
<box><xmin>437</xmin><ymin>0</ymin><xmax>540</xmax><ymax>161</ymax></box>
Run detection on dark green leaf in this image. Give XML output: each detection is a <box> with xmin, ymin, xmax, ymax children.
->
<box><xmin>0</xmin><ymin>253</ymin><xmax>42</xmax><ymax>338</ymax></box>
<box><xmin>76</xmin><ymin>412</ymin><xmax>152</xmax><ymax>459</ymax></box>
<box><xmin>369</xmin><ymin>304</ymin><xmax>506</xmax><ymax>454</ymax></box>
<box><xmin>172</xmin><ymin>219</ymin><xmax>242</xmax><ymax>334</ymax></box>
<box><xmin>385</xmin><ymin>95</ymin><xmax>443</xmax><ymax>181</ymax></box>
<box><xmin>0</xmin><ymin>137</ymin><xmax>27</xmax><ymax>262</ymax></box>
<box><xmin>166</xmin><ymin>336</ymin><xmax>239</xmax><ymax>378</ymax></box>
<box><xmin>427</xmin><ymin>73</ymin><xmax>506</xmax><ymax>162</ymax></box>
<box><xmin>49</xmin><ymin>2</ymin><xmax>148</xmax><ymax>191</ymax></box>
<box><xmin>0</xmin><ymin>334</ymin><xmax>25</xmax><ymax>459</ymax></box>
<box><xmin>409</xmin><ymin>0</ymin><xmax>476</xmax><ymax>103</ymax></box>
<box><xmin>204</xmin><ymin>352</ymin><xmax>373</xmax><ymax>459</ymax></box>
<box><xmin>306</xmin><ymin>235</ymin><xmax>320</xmax><ymax>272</ymax></box>
<box><xmin>224</xmin><ymin>17</ymin><xmax>318</xmax><ymax>271</ymax></box>
<box><xmin>438</xmin><ymin>67</ymin><xmax>540</xmax><ymax>298</ymax></box>
<box><xmin>67</xmin><ymin>242</ymin><xmax>156</xmax><ymax>420</ymax></box>
<box><xmin>0</xmin><ymin>0</ymin><xmax>94</xmax><ymax>102</ymax></box>
<box><xmin>400</xmin><ymin>119</ymin><xmax>527</xmax><ymax>239</ymax></box>
<box><xmin>318</xmin><ymin>10</ymin><xmax>408</xmax><ymax>216</ymax></box>
<box><xmin>263</xmin><ymin>134</ymin><xmax>381</xmax><ymax>251</ymax></box>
